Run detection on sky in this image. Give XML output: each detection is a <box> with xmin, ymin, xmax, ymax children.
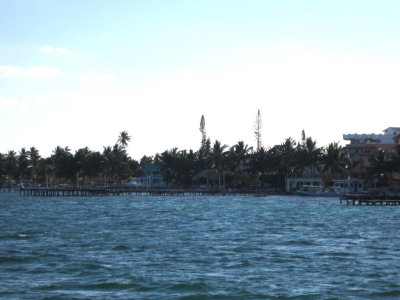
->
<box><xmin>1</xmin><ymin>0</ymin><xmax>400</xmax><ymax>159</ymax></box>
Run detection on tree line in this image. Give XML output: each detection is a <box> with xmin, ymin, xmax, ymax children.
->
<box><xmin>2</xmin><ymin>119</ymin><xmax>400</xmax><ymax>190</ymax></box>
<box><xmin>0</xmin><ymin>131</ymin><xmax>139</xmax><ymax>188</ymax></box>
<box><xmin>0</xmin><ymin>129</ymin><xmax>354</xmax><ymax>190</ymax></box>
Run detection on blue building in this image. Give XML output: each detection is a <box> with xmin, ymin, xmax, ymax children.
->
<box><xmin>140</xmin><ymin>164</ymin><xmax>167</xmax><ymax>188</ymax></box>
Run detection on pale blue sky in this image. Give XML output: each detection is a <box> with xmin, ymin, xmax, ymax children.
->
<box><xmin>1</xmin><ymin>1</ymin><xmax>400</xmax><ymax>158</ymax></box>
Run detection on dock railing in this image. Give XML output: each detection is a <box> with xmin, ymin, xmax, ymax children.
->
<box><xmin>340</xmin><ymin>193</ymin><xmax>400</xmax><ymax>206</ymax></box>
<box><xmin>19</xmin><ymin>187</ymin><xmax>270</xmax><ymax>197</ymax></box>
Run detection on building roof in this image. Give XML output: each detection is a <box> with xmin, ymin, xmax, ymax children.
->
<box><xmin>343</xmin><ymin>127</ymin><xmax>400</xmax><ymax>144</ymax></box>
<box><xmin>383</xmin><ymin>127</ymin><xmax>400</xmax><ymax>133</ymax></box>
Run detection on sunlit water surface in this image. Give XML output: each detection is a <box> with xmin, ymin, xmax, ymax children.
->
<box><xmin>1</xmin><ymin>193</ymin><xmax>399</xmax><ymax>299</ymax></box>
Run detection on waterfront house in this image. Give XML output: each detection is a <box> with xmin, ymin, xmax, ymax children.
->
<box><xmin>139</xmin><ymin>164</ymin><xmax>166</xmax><ymax>188</ymax></box>
<box><xmin>331</xmin><ymin>178</ymin><xmax>366</xmax><ymax>194</ymax></box>
<box><xmin>285</xmin><ymin>177</ymin><xmax>324</xmax><ymax>193</ymax></box>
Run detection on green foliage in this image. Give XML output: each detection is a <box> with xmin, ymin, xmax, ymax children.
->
<box><xmin>5</xmin><ymin>129</ymin><xmax>400</xmax><ymax>191</ymax></box>
<box><xmin>242</xmin><ymin>174</ymin><xmax>261</xmax><ymax>189</ymax></box>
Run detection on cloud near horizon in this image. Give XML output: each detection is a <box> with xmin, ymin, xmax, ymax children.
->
<box><xmin>40</xmin><ymin>45</ymin><xmax>69</xmax><ymax>54</ymax></box>
<box><xmin>0</xmin><ymin>65</ymin><xmax>63</xmax><ymax>78</ymax></box>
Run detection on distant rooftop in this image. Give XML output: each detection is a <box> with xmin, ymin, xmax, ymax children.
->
<box><xmin>343</xmin><ymin>127</ymin><xmax>400</xmax><ymax>144</ymax></box>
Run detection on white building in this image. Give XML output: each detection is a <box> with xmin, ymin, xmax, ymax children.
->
<box><xmin>343</xmin><ymin>127</ymin><xmax>400</xmax><ymax>145</ymax></box>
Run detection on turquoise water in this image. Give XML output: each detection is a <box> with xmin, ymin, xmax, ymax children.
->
<box><xmin>1</xmin><ymin>193</ymin><xmax>399</xmax><ymax>299</ymax></box>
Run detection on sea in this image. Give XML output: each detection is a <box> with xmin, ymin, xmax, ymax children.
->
<box><xmin>0</xmin><ymin>192</ymin><xmax>399</xmax><ymax>299</ymax></box>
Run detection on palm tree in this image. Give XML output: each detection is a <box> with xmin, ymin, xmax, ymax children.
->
<box><xmin>158</xmin><ymin>148</ymin><xmax>179</xmax><ymax>184</ymax></box>
<box><xmin>229</xmin><ymin>141</ymin><xmax>252</xmax><ymax>173</ymax></box>
<box><xmin>225</xmin><ymin>141</ymin><xmax>252</xmax><ymax>187</ymax></box>
<box><xmin>368</xmin><ymin>149</ymin><xmax>391</xmax><ymax>188</ymax></box>
<box><xmin>84</xmin><ymin>151</ymin><xmax>104</xmax><ymax>182</ymax></box>
<box><xmin>118</xmin><ymin>131</ymin><xmax>131</xmax><ymax>148</ymax></box>
<box><xmin>249</xmin><ymin>146</ymin><xmax>273</xmax><ymax>177</ymax></box>
<box><xmin>29</xmin><ymin>147</ymin><xmax>41</xmax><ymax>185</ymax></box>
<box><xmin>296</xmin><ymin>136</ymin><xmax>322</xmax><ymax>176</ymax></box>
<box><xmin>113</xmin><ymin>143</ymin><xmax>132</xmax><ymax>181</ymax></box>
<box><xmin>74</xmin><ymin>147</ymin><xmax>91</xmax><ymax>186</ymax></box>
<box><xmin>102</xmin><ymin>146</ymin><xmax>114</xmax><ymax>187</ymax></box>
<box><xmin>321</xmin><ymin>142</ymin><xmax>350</xmax><ymax>186</ymax></box>
<box><xmin>18</xmin><ymin>148</ymin><xmax>30</xmax><ymax>183</ymax></box>
<box><xmin>42</xmin><ymin>157</ymin><xmax>54</xmax><ymax>188</ymax></box>
<box><xmin>5</xmin><ymin>151</ymin><xmax>18</xmax><ymax>182</ymax></box>
<box><xmin>211</xmin><ymin>140</ymin><xmax>228</xmax><ymax>189</ymax></box>
<box><xmin>51</xmin><ymin>146</ymin><xmax>74</xmax><ymax>183</ymax></box>
<box><xmin>271</xmin><ymin>137</ymin><xmax>298</xmax><ymax>190</ymax></box>
<box><xmin>157</xmin><ymin>148</ymin><xmax>197</xmax><ymax>187</ymax></box>
<box><xmin>278</xmin><ymin>137</ymin><xmax>297</xmax><ymax>174</ymax></box>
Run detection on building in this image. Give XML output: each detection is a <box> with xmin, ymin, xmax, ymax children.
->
<box><xmin>140</xmin><ymin>164</ymin><xmax>166</xmax><ymax>188</ymax></box>
<box><xmin>123</xmin><ymin>164</ymin><xmax>167</xmax><ymax>188</ymax></box>
<box><xmin>285</xmin><ymin>177</ymin><xmax>324</xmax><ymax>193</ymax></box>
<box><xmin>343</xmin><ymin>127</ymin><xmax>400</xmax><ymax>180</ymax></box>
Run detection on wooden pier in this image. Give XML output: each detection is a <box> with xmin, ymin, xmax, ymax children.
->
<box><xmin>19</xmin><ymin>187</ymin><xmax>266</xmax><ymax>197</ymax></box>
<box><xmin>340</xmin><ymin>194</ymin><xmax>400</xmax><ymax>206</ymax></box>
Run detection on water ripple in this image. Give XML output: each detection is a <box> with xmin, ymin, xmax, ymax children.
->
<box><xmin>1</xmin><ymin>195</ymin><xmax>399</xmax><ymax>299</ymax></box>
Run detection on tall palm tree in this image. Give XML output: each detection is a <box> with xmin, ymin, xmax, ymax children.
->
<box><xmin>118</xmin><ymin>131</ymin><xmax>131</xmax><ymax>148</ymax></box>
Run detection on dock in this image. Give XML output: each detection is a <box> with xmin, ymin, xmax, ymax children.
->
<box><xmin>340</xmin><ymin>194</ymin><xmax>400</xmax><ymax>206</ymax></box>
<box><xmin>19</xmin><ymin>187</ymin><xmax>266</xmax><ymax>197</ymax></box>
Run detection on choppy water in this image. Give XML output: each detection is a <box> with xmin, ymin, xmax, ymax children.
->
<box><xmin>0</xmin><ymin>193</ymin><xmax>399</xmax><ymax>299</ymax></box>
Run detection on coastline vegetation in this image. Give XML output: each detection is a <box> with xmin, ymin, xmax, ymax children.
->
<box><xmin>1</xmin><ymin>117</ymin><xmax>400</xmax><ymax>191</ymax></box>
<box><xmin>0</xmin><ymin>132</ymin><xmax>349</xmax><ymax>191</ymax></box>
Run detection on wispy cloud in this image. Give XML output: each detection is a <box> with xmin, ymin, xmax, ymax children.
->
<box><xmin>0</xmin><ymin>65</ymin><xmax>63</xmax><ymax>78</ymax></box>
<box><xmin>80</xmin><ymin>73</ymin><xmax>118</xmax><ymax>85</ymax></box>
<box><xmin>40</xmin><ymin>45</ymin><xmax>69</xmax><ymax>54</ymax></box>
